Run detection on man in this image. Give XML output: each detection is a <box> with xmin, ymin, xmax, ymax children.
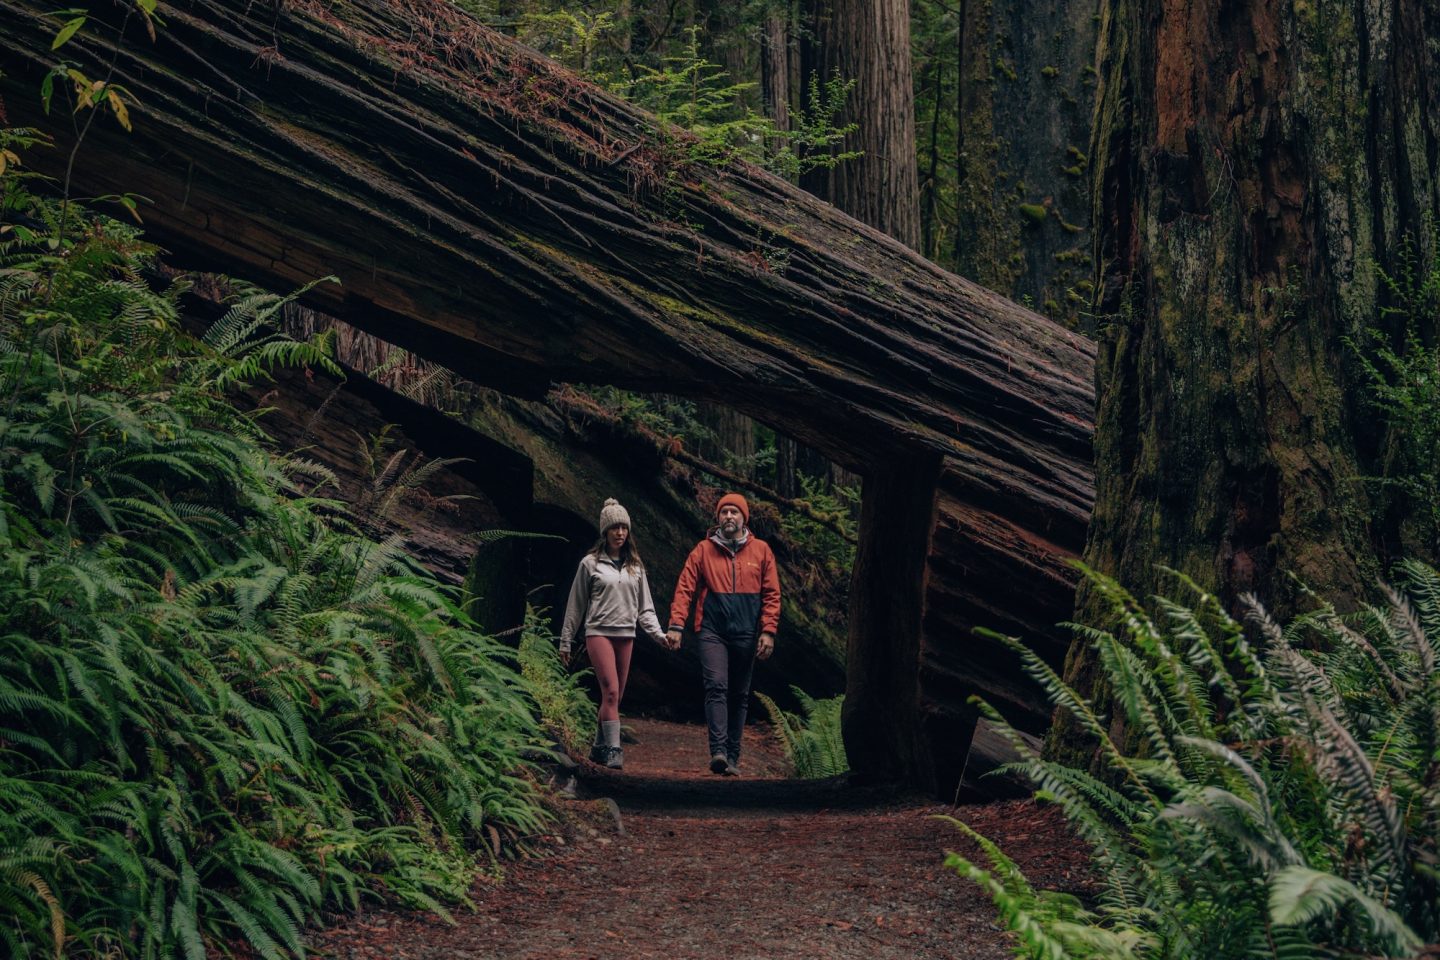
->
<box><xmin>666</xmin><ymin>493</ymin><xmax>780</xmax><ymax>776</ymax></box>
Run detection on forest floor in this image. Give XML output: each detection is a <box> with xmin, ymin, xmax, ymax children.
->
<box><xmin>307</xmin><ymin>718</ymin><xmax>1089</xmax><ymax>960</ymax></box>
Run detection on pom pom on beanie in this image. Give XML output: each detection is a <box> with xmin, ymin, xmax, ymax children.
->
<box><xmin>715</xmin><ymin>492</ymin><xmax>749</xmax><ymax>524</ymax></box>
<box><xmin>598</xmin><ymin>498</ymin><xmax>631</xmax><ymax>533</ymax></box>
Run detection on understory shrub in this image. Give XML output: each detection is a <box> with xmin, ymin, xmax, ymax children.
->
<box><xmin>758</xmin><ymin>688</ymin><xmax>848</xmax><ymax>779</ymax></box>
<box><xmin>779</xmin><ymin>474</ymin><xmax>859</xmax><ymax>579</ymax></box>
<box><xmin>0</xmin><ymin>183</ymin><xmax>548</xmax><ymax>957</ymax></box>
<box><xmin>1349</xmin><ymin>235</ymin><xmax>1440</xmax><ymax>552</ymax></box>
<box><xmin>950</xmin><ymin>565</ymin><xmax>1440</xmax><ymax>960</ymax></box>
<box><xmin>516</xmin><ymin>605</ymin><xmax>596</xmax><ymax>752</ymax></box>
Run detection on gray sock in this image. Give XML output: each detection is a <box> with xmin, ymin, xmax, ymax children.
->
<box><xmin>602</xmin><ymin>720</ymin><xmax>621</xmax><ymax>749</ymax></box>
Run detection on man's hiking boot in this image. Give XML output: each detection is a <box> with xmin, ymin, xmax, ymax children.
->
<box><xmin>604</xmin><ymin>746</ymin><xmax>624</xmax><ymax>770</ymax></box>
<box><xmin>725</xmin><ymin>757</ymin><xmax>740</xmax><ymax>777</ymax></box>
<box><xmin>709</xmin><ymin>753</ymin><xmax>729</xmax><ymax>775</ymax></box>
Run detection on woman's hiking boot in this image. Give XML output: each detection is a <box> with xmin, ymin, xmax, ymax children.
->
<box><xmin>604</xmin><ymin>746</ymin><xmax>624</xmax><ymax>770</ymax></box>
<box><xmin>589</xmin><ymin>744</ymin><xmax>607</xmax><ymax>764</ymax></box>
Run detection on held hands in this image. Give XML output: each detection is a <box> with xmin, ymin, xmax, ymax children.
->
<box><xmin>663</xmin><ymin>629</ymin><xmax>683</xmax><ymax>651</ymax></box>
<box><xmin>757</xmin><ymin>632</ymin><xmax>774</xmax><ymax>661</ymax></box>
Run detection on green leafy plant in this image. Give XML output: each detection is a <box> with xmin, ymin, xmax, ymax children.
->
<box><xmin>0</xmin><ymin>177</ymin><xmax>549</xmax><ymax>958</ymax></box>
<box><xmin>779</xmin><ymin>474</ymin><xmax>859</xmax><ymax>577</ymax></box>
<box><xmin>757</xmin><ymin>688</ymin><xmax>848</xmax><ymax>779</ymax></box>
<box><xmin>516</xmin><ymin>605</ymin><xmax>596</xmax><ymax>753</ymax></box>
<box><xmin>1349</xmin><ymin>235</ymin><xmax>1440</xmax><ymax>552</ymax></box>
<box><xmin>625</xmin><ymin>32</ymin><xmax>858</xmax><ymax>177</ymax></box>
<box><xmin>515</xmin><ymin>9</ymin><xmax>617</xmax><ymax>71</ymax></box>
<box><xmin>950</xmin><ymin>563</ymin><xmax>1440</xmax><ymax>959</ymax></box>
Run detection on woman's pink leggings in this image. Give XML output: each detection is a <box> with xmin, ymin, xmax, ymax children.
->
<box><xmin>585</xmin><ymin>635</ymin><xmax>634</xmax><ymax>722</ymax></box>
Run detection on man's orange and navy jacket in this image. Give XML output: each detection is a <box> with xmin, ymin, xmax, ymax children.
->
<box><xmin>668</xmin><ymin>532</ymin><xmax>781</xmax><ymax>639</ymax></box>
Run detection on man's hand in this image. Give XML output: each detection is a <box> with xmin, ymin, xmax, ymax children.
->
<box><xmin>757</xmin><ymin>632</ymin><xmax>774</xmax><ymax>661</ymax></box>
<box><xmin>664</xmin><ymin>629</ymin><xmax>683</xmax><ymax>651</ymax></box>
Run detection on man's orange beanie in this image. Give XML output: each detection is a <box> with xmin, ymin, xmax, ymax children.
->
<box><xmin>715</xmin><ymin>492</ymin><xmax>749</xmax><ymax>524</ymax></box>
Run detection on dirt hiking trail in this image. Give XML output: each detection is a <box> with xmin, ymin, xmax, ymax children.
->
<box><xmin>308</xmin><ymin>718</ymin><xmax>1087</xmax><ymax>959</ymax></box>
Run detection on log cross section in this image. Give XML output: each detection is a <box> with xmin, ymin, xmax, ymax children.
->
<box><xmin>0</xmin><ymin>0</ymin><xmax>1096</xmax><ymax>791</ymax></box>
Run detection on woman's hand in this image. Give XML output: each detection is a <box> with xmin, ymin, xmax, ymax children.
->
<box><xmin>664</xmin><ymin>629</ymin><xmax>683</xmax><ymax>651</ymax></box>
<box><xmin>558</xmin><ymin>645</ymin><xmax>571</xmax><ymax>667</ymax></box>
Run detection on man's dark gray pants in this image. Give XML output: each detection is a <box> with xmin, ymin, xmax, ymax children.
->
<box><xmin>698</xmin><ymin>629</ymin><xmax>757</xmax><ymax>762</ymax></box>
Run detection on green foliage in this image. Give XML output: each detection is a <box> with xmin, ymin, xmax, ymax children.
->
<box><xmin>514</xmin><ymin>8</ymin><xmax>616</xmax><ymax>68</ymax></box>
<box><xmin>509</xmin><ymin>14</ymin><xmax>858</xmax><ymax>180</ymax></box>
<box><xmin>577</xmin><ymin>383</ymin><xmax>707</xmax><ymax>441</ymax></box>
<box><xmin>1349</xmin><ymin>235</ymin><xmax>1440</xmax><ymax>550</ymax></box>
<box><xmin>951</xmin><ymin>563</ymin><xmax>1440</xmax><ymax>959</ymax></box>
<box><xmin>620</xmin><ymin>28</ymin><xmax>770</xmax><ymax>168</ymax></box>
<box><xmin>757</xmin><ymin>687</ymin><xmax>848</xmax><ymax>779</ymax></box>
<box><xmin>0</xmin><ymin>181</ymin><xmax>548</xmax><ymax>958</ymax></box>
<box><xmin>941</xmin><ymin>816</ymin><xmax>1147</xmax><ymax>960</ymax></box>
<box><xmin>779</xmin><ymin>474</ymin><xmax>859</xmax><ymax>577</ymax></box>
<box><xmin>614</xmin><ymin>29</ymin><xmax>858</xmax><ymax>177</ymax></box>
<box><xmin>349</xmin><ymin>423</ymin><xmax>471</xmax><ymax>535</ymax></box>
<box><xmin>0</xmin><ymin>124</ymin><xmax>45</xmax><ymax>187</ymax></box>
<box><xmin>516</xmin><ymin>605</ymin><xmax>596</xmax><ymax>752</ymax></box>
<box><xmin>41</xmin><ymin>62</ymin><xmax>137</xmax><ymax>136</ymax></box>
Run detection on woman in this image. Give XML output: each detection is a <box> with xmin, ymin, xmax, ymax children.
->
<box><xmin>559</xmin><ymin>498</ymin><xmax>668</xmax><ymax>769</ymax></box>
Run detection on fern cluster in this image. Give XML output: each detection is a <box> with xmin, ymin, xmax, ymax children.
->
<box><xmin>516</xmin><ymin>605</ymin><xmax>597</xmax><ymax>752</ymax></box>
<box><xmin>951</xmin><ymin>565</ymin><xmax>1440</xmax><ymax>959</ymax></box>
<box><xmin>0</xmin><ymin>182</ymin><xmax>548</xmax><ymax>957</ymax></box>
<box><xmin>757</xmin><ymin>687</ymin><xmax>848</xmax><ymax>779</ymax></box>
<box><xmin>1349</xmin><ymin>234</ymin><xmax>1440</xmax><ymax>553</ymax></box>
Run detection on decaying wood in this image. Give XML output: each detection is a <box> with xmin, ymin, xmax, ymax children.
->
<box><xmin>0</xmin><ymin>0</ymin><xmax>1095</xmax><ymax>791</ymax></box>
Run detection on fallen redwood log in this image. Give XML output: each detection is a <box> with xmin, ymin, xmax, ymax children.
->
<box><xmin>0</xmin><ymin>0</ymin><xmax>1096</xmax><ymax>793</ymax></box>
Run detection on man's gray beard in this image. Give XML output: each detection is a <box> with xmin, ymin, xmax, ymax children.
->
<box><xmin>720</xmin><ymin>522</ymin><xmax>740</xmax><ymax>536</ymax></box>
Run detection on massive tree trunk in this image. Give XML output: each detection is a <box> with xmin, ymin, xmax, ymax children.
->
<box><xmin>0</xmin><ymin>0</ymin><xmax>1093</xmax><ymax>791</ymax></box>
<box><xmin>941</xmin><ymin>0</ymin><xmax>1098</xmax><ymax>330</ymax></box>
<box><xmin>761</xmin><ymin>9</ymin><xmax>791</xmax><ymax>134</ymax></box>
<box><xmin>797</xmin><ymin>0</ymin><xmax>938</xmax><ymax>773</ymax></box>
<box><xmin>1074</xmin><ymin>0</ymin><xmax>1440</xmax><ymax>716</ymax></box>
<box><xmin>799</xmin><ymin>0</ymin><xmax>922</xmax><ymax>251</ymax></box>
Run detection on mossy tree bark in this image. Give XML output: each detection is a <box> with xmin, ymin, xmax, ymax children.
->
<box><xmin>1072</xmin><ymin>0</ymin><xmax>1440</xmax><ymax>742</ymax></box>
<box><xmin>1</xmin><ymin>0</ymin><xmax>1093</xmax><ymax>791</ymax></box>
<box><xmin>946</xmin><ymin>0</ymin><xmax>1098</xmax><ymax>330</ymax></box>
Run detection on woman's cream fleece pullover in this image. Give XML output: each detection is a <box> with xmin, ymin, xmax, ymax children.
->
<box><xmin>558</xmin><ymin>554</ymin><xmax>667</xmax><ymax>652</ymax></box>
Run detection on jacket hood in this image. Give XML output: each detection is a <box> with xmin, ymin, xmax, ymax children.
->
<box><xmin>709</xmin><ymin>527</ymin><xmax>751</xmax><ymax>554</ymax></box>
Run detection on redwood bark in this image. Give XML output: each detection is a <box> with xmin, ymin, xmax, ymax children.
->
<box><xmin>0</xmin><ymin>0</ymin><xmax>1094</xmax><ymax>790</ymax></box>
<box><xmin>843</xmin><ymin>454</ymin><xmax>942</xmax><ymax>790</ymax></box>
<box><xmin>945</xmin><ymin>0</ymin><xmax>1097</xmax><ymax>329</ymax></box>
<box><xmin>796</xmin><ymin>0</ymin><xmax>931</xmax><ymax>754</ymax></box>
<box><xmin>1075</xmin><ymin>0</ymin><xmax>1440</xmax><ymax>714</ymax></box>
<box><xmin>760</xmin><ymin>10</ymin><xmax>791</xmax><ymax>133</ymax></box>
<box><xmin>800</xmin><ymin>0</ymin><xmax>922</xmax><ymax>251</ymax></box>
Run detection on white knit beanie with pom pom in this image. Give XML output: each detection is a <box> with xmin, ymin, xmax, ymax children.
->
<box><xmin>598</xmin><ymin>498</ymin><xmax>631</xmax><ymax>533</ymax></box>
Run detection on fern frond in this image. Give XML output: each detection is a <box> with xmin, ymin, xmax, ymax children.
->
<box><xmin>1269</xmin><ymin>866</ymin><xmax>1422</xmax><ymax>955</ymax></box>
